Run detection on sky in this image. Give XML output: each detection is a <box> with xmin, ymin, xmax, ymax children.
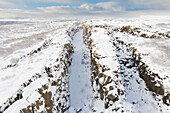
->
<box><xmin>0</xmin><ymin>0</ymin><xmax>170</xmax><ymax>19</ymax></box>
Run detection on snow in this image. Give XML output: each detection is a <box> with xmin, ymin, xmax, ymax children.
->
<box><xmin>88</xmin><ymin>27</ymin><xmax>125</xmax><ymax>112</ymax></box>
<box><xmin>0</xmin><ymin>16</ymin><xmax>169</xmax><ymax>113</ymax></box>
<box><xmin>110</xmin><ymin>26</ymin><xmax>170</xmax><ymax>94</ymax></box>
<box><xmin>112</xmin><ymin>37</ymin><xmax>162</xmax><ymax>113</ymax></box>
<box><xmin>69</xmin><ymin>29</ymin><xmax>93</xmax><ymax>112</ymax></box>
<box><xmin>0</xmin><ymin>21</ymin><xmax>75</xmax><ymax>112</ymax></box>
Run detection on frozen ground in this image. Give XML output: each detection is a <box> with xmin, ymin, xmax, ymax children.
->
<box><xmin>0</xmin><ymin>16</ymin><xmax>169</xmax><ymax>113</ymax></box>
<box><xmin>69</xmin><ymin>29</ymin><xmax>93</xmax><ymax>112</ymax></box>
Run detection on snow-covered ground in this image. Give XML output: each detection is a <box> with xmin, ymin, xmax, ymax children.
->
<box><xmin>0</xmin><ymin>16</ymin><xmax>169</xmax><ymax>113</ymax></box>
<box><xmin>69</xmin><ymin>29</ymin><xmax>94</xmax><ymax>112</ymax></box>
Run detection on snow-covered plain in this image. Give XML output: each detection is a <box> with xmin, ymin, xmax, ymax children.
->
<box><xmin>0</xmin><ymin>16</ymin><xmax>169</xmax><ymax>113</ymax></box>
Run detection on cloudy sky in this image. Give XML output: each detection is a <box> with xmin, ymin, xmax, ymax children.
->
<box><xmin>0</xmin><ymin>0</ymin><xmax>170</xmax><ymax>19</ymax></box>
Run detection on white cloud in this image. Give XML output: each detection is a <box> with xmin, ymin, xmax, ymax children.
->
<box><xmin>131</xmin><ymin>0</ymin><xmax>170</xmax><ymax>9</ymax></box>
<box><xmin>80</xmin><ymin>3</ymin><xmax>95</xmax><ymax>10</ymax></box>
<box><xmin>0</xmin><ymin>1</ymin><xmax>170</xmax><ymax>19</ymax></box>
<box><xmin>79</xmin><ymin>2</ymin><xmax>123</xmax><ymax>11</ymax></box>
<box><xmin>38</xmin><ymin>6</ymin><xmax>84</xmax><ymax>14</ymax></box>
<box><xmin>41</xmin><ymin>0</ymin><xmax>72</xmax><ymax>3</ymax></box>
<box><xmin>96</xmin><ymin>2</ymin><xmax>123</xmax><ymax>11</ymax></box>
<box><xmin>0</xmin><ymin>2</ymin><xmax>124</xmax><ymax>19</ymax></box>
<box><xmin>0</xmin><ymin>0</ymin><xmax>13</xmax><ymax>7</ymax></box>
<box><xmin>0</xmin><ymin>8</ymin><xmax>41</xmax><ymax>19</ymax></box>
<box><xmin>0</xmin><ymin>0</ymin><xmax>73</xmax><ymax>9</ymax></box>
<box><xmin>38</xmin><ymin>2</ymin><xmax>123</xmax><ymax>15</ymax></box>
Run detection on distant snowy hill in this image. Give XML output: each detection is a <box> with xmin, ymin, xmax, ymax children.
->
<box><xmin>0</xmin><ymin>17</ymin><xmax>169</xmax><ymax>113</ymax></box>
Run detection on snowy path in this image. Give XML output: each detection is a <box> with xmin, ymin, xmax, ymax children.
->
<box><xmin>69</xmin><ymin>29</ymin><xmax>93</xmax><ymax>112</ymax></box>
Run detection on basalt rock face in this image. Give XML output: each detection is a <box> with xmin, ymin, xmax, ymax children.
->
<box><xmin>82</xmin><ymin>23</ymin><xmax>169</xmax><ymax>112</ymax></box>
<box><xmin>19</xmin><ymin>24</ymin><xmax>79</xmax><ymax>113</ymax></box>
<box><xmin>107</xmin><ymin>24</ymin><xmax>170</xmax><ymax>107</ymax></box>
<box><xmin>83</xmin><ymin>25</ymin><xmax>123</xmax><ymax>110</ymax></box>
<box><xmin>20</xmin><ymin>42</ymin><xmax>74</xmax><ymax>113</ymax></box>
<box><xmin>0</xmin><ymin>22</ymin><xmax>80</xmax><ymax>113</ymax></box>
<box><xmin>136</xmin><ymin>54</ymin><xmax>169</xmax><ymax>106</ymax></box>
<box><xmin>0</xmin><ymin>73</ymin><xmax>42</xmax><ymax>113</ymax></box>
<box><xmin>112</xmin><ymin>36</ymin><xmax>169</xmax><ymax>106</ymax></box>
<box><xmin>0</xmin><ymin>19</ymin><xmax>169</xmax><ymax>113</ymax></box>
